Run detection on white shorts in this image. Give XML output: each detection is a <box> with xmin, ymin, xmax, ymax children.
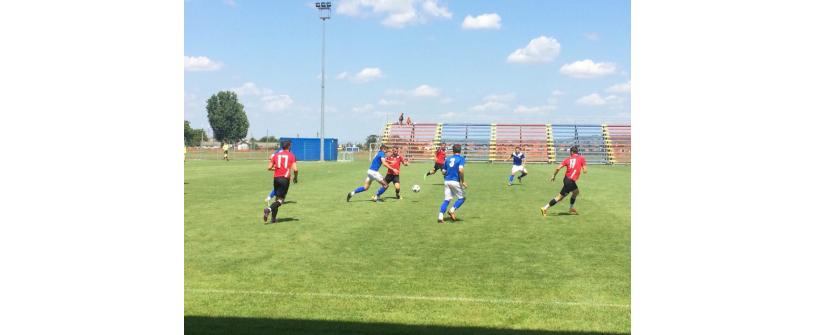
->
<box><xmin>511</xmin><ymin>165</ymin><xmax>527</xmax><ymax>174</ymax></box>
<box><xmin>365</xmin><ymin>169</ymin><xmax>384</xmax><ymax>183</ymax></box>
<box><xmin>444</xmin><ymin>180</ymin><xmax>465</xmax><ymax>200</ymax></box>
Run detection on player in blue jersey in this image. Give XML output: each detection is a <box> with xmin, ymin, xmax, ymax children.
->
<box><xmin>508</xmin><ymin>146</ymin><xmax>528</xmax><ymax>186</ymax></box>
<box><xmin>346</xmin><ymin>144</ymin><xmax>399</xmax><ymax>202</ymax></box>
<box><xmin>438</xmin><ymin>144</ymin><xmax>468</xmax><ymax>223</ymax></box>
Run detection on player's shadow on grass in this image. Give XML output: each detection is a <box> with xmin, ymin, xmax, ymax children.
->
<box><xmin>275</xmin><ymin>218</ymin><xmax>299</xmax><ymax>223</ymax></box>
<box><xmin>184</xmin><ymin>316</ymin><xmax>628</xmax><ymax>335</ymax></box>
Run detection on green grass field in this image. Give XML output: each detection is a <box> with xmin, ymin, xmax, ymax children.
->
<box><xmin>184</xmin><ymin>158</ymin><xmax>630</xmax><ymax>335</ymax></box>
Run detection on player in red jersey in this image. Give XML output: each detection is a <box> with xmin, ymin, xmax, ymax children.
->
<box><xmin>263</xmin><ymin>140</ymin><xmax>298</xmax><ymax>224</ymax></box>
<box><xmin>424</xmin><ymin>143</ymin><xmax>446</xmax><ymax>179</ymax></box>
<box><xmin>383</xmin><ymin>146</ymin><xmax>410</xmax><ymax>200</ymax></box>
<box><xmin>541</xmin><ymin>146</ymin><xmax>587</xmax><ymax>216</ymax></box>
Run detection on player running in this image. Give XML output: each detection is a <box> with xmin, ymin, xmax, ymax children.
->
<box><xmin>346</xmin><ymin>145</ymin><xmax>399</xmax><ymax>202</ymax></box>
<box><xmin>424</xmin><ymin>143</ymin><xmax>447</xmax><ymax>179</ymax></box>
<box><xmin>264</xmin><ymin>148</ymin><xmax>285</xmax><ymax>206</ymax></box>
<box><xmin>541</xmin><ymin>146</ymin><xmax>586</xmax><ymax>216</ymax></box>
<box><xmin>222</xmin><ymin>142</ymin><xmax>230</xmax><ymax>161</ymax></box>
<box><xmin>384</xmin><ymin>146</ymin><xmax>409</xmax><ymax>200</ymax></box>
<box><xmin>508</xmin><ymin>146</ymin><xmax>528</xmax><ymax>186</ymax></box>
<box><xmin>438</xmin><ymin>144</ymin><xmax>467</xmax><ymax>223</ymax></box>
<box><xmin>263</xmin><ymin>140</ymin><xmax>298</xmax><ymax>224</ymax></box>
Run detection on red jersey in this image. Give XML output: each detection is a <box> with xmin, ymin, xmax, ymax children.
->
<box><xmin>269</xmin><ymin>150</ymin><xmax>297</xmax><ymax>178</ymax></box>
<box><xmin>561</xmin><ymin>154</ymin><xmax>586</xmax><ymax>181</ymax></box>
<box><xmin>386</xmin><ymin>155</ymin><xmax>405</xmax><ymax>175</ymax></box>
<box><xmin>435</xmin><ymin>148</ymin><xmax>446</xmax><ymax>164</ymax></box>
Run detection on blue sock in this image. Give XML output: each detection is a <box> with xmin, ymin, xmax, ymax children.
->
<box><xmin>352</xmin><ymin>186</ymin><xmax>366</xmax><ymax>194</ymax></box>
<box><xmin>268</xmin><ymin>189</ymin><xmax>275</xmax><ymax>198</ymax></box>
<box><xmin>509</xmin><ymin>175</ymin><xmax>514</xmax><ymax>183</ymax></box>
<box><xmin>376</xmin><ymin>187</ymin><xmax>387</xmax><ymax>196</ymax></box>
<box><xmin>440</xmin><ymin>200</ymin><xmax>451</xmax><ymax>213</ymax></box>
<box><xmin>453</xmin><ymin>197</ymin><xmax>466</xmax><ymax>209</ymax></box>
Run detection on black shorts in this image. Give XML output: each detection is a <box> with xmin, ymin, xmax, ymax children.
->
<box><xmin>384</xmin><ymin>174</ymin><xmax>400</xmax><ymax>184</ymax></box>
<box><xmin>559</xmin><ymin>177</ymin><xmax>578</xmax><ymax>196</ymax></box>
<box><xmin>433</xmin><ymin>162</ymin><xmax>444</xmax><ymax>171</ymax></box>
<box><xmin>273</xmin><ymin>177</ymin><xmax>290</xmax><ymax>199</ymax></box>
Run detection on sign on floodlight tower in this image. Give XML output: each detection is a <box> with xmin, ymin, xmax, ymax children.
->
<box><xmin>315</xmin><ymin>2</ymin><xmax>331</xmax><ymax>161</ymax></box>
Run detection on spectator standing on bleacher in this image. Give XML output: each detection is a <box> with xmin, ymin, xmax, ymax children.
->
<box><xmin>398</xmin><ymin>113</ymin><xmax>404</xmax><ymax>125</ymax></box>
<box><xmin>406</xmin><ymin>116</ymin><xmax>412</xmax><ymax>125</ymax></box>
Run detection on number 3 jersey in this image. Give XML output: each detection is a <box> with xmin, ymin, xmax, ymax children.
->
<box><xmin>269</xmin><ymin>150</ymin><xmax>297</xmax><ymax>178</ymax></box>
<box><xmin>443</xmin><ymin>154</ymin><xmax>465</xmax><ymax>182</ymax></box>
<box><xmin>561</xmin><ymin>154</ymin><xmax>586</xmax><ymax>181</ymax></box>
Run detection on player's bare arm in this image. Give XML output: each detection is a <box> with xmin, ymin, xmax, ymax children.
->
<box><xmin>459</xmin><ymin>167</ymin><xmax>468</xmax><ymax>188</ymax></box>
<box><xmin>550</xmin><ymin>166</ymin><xmax>562</xmax><ymax>182</ymax></box>
<box><xmin>381</xmin><ymin>157</ymin><xmax>399</xmax><ymax>174</ymax></box>
<box><xmin>292</xmin><ymin>162</ymin><xmax>299</xmax><ymax>183</ymax></box>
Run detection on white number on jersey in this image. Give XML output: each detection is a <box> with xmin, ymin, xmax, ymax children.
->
<box><xmin>277</xmin><ymin>155</ymin><xmax>289</xmax><ymax>168</ymax></box>
<box><xmin>569</xmin><ymin>158</ymin><xmax>576</xmax><ymax>169</ymax></box>
<box><xmin>449</xmin><ymin>159</ymin><xmax>455</xmax><ymax>168</ymax></box>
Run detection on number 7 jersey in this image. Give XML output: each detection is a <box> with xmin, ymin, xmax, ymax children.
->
<box><xmin>561</xmin><ymin>154</ymin><xmax>586</xmax><ymax>181</ymax></box>
<box><xmin>270</xmin><ymin>150</ymin><xmax>297</xmax><ymax>178</ymax></box>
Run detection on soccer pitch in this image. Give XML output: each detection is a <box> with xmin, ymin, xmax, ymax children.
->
<box><xmin>184</xmin><ymin>159</ymin><xmax>631</xmax><ymax>334</ymax></box>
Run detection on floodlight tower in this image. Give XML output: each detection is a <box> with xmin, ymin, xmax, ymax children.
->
<box><xmin>316</xmin><ymin>2</ymin><xmax>331</xmax><ymax>161</ymax></box>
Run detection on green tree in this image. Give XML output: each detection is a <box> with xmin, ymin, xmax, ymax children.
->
<box><xmin>184</xmin><ymin>120</ymin><xmax>193</xmax><ymax>145</ymax></box>
<box><xmin>258</xmin><ymin>135</ymin><xmax>278</xmax><ymax>143</ymax></box>
<box><xmin>364</xmin><ymin>134</ymin><xmax>379</xmax><ymax>149</ymax></box>
<box><xmin>184</xmin><ymin>120</ymin><xmax>209</xmax><ymax>146</ymax></box>
<box><xmin>206</xmin><ymin>91</ymin><xmax>249</xmax><ymax>144</ymax></box>
<box><xmin>188</xmin><ymin>128</ymin><xmax>208</xmax><ymax>146</ymax></box>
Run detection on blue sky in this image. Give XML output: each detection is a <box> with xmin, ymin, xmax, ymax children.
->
<box><xmin>185</xmin><ymin>0</ymin><xmax>630</xmax><ymax>143</ymax></box>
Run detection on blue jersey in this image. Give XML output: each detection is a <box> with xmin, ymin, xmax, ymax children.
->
<box><xmin>443</xmin><ymin>154</ymin><xmax>465</xmax><ymax>182</ymax></box>
<box><xmin>369</xmin><ymin>150</ymin><xmax>386</xmax><ymax>170</ymax></box>
<box><xmin>511</xmin><ymin>152</ymin><xmax>525</xmax><ymax>166</ymax></box>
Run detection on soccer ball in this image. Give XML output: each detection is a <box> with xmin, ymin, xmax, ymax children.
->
<box><xmin>411</xmin><ymin>184</ymin><xmax>421</xmax><ymax>193</ymax></box>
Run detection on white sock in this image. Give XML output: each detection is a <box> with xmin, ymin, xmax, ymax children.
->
<box><xmin>449</xmin><ymin>207</ymin><xmax>456</xmax><ymax>213</ymax></box>
<box><xmin>438</xmin><ymin>213</ymin><xmax>444</xmax><ymax>220</ymax></box>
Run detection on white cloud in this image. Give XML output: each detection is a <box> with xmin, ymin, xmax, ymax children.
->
<box><xmin>507</xmin><ymin>35</ymin><xmax>561</xmax><ymax>64</ymax></box>
<box><xmin>560</xmin><ymin>59</ymin><xmax>617</xmax><ymax>78</ymax></box>
<box><xmin>232</xmin><ymin>82</ymin><xmax>263</xmax><ymax>96</ymax></box>
<box><xmin>576</xmin><ymin>93</ymin><xmax>607</xmax><ymax>106</ymax></box>
<box><xmin>337</xmin><ymin>0</ymin><xmax>452</xmax><ymax>28</ymax></box>
<box><xmin>461</xmin><ymin>13</ymin><xmax>501</xmax><ymax>30</ymax></box>
<box><xmin>470</xmin><ymin>93</ymin><xmax>515</xmax><ymax>112</ymax></box>
<box><xmin>338</xmin><ymin>67</ymin><xmax>384</xmax><ymax>83</ymax></box>
<box><xmin>584</xmin><ymin>32</ymin><xmax>600</xmax><ymax>40</ymax></box>
<box><xmin>230</xmin><ymin>82</ymin><xmax>293</xmax><ymax>112</ymax></box>
<box><xmin>352</xmin><ymin>104</ymin><xmax>375</xmax><ymax>113</ymax></box>
<box><xmin>551</xmin><ymin>90</ymin><xmax>565</xmax><ymax>96</ymax></box>
<box><xmin>440</xmin><ymin>112</ymin><xmax>458</xmax><ymax>119</ymax></box>
<box><xmin>386</xmin><ymin>84</ymin><xmax>441</xmax><ymax>97</ymax></box>
<box><xmin>412</xmin><ymin>84</ymin><xmax>440</xmax><ymax>97</ymax></box>
<box><xmin>514</xmin><ymin>105</ymin><xmax>556</xmax><ymax>114</ymax></box>
<box><xmin>471</xmin><ymin>101</ymin><xmax>507</xmax><ymax>112</ymax></box>
<box><xmin>378</xmin><ymin>98</ymin><xmax>404</xmax><ymax>106</ymax></box>
<box><xmin>184</xmin><ymin>56</ymin><xmax>222</xmax><ymax>71</ymax></box>
<box><xmin>576</xmin><ymin>93</ymin><xmax>626</xmax><ymax>107</ymax></box>
<box><xmin>422</xmin><ymin>0</ymin><xmax>452</xmax><ymax>18</ymax></box>
<box><xmin>606</xmin><ymin>81</ymin><xmax>631</xmax><ymax>94</ymax></box>
<box><xmin>260</xmin><ymin>94</ymin><xmax>293</xmax><ymax>111</ymax></box>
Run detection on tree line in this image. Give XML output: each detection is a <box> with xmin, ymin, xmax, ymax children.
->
<box><xmin>186</xmin><ymin>89</ymin><xmax>381</xmax><ymax>150</ymax></box>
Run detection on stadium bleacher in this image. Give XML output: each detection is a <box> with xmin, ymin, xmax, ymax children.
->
<box><xmin>382</xmin><ymin>123</ymin><xmax>630</xmax><ymax>164</ymax></box>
